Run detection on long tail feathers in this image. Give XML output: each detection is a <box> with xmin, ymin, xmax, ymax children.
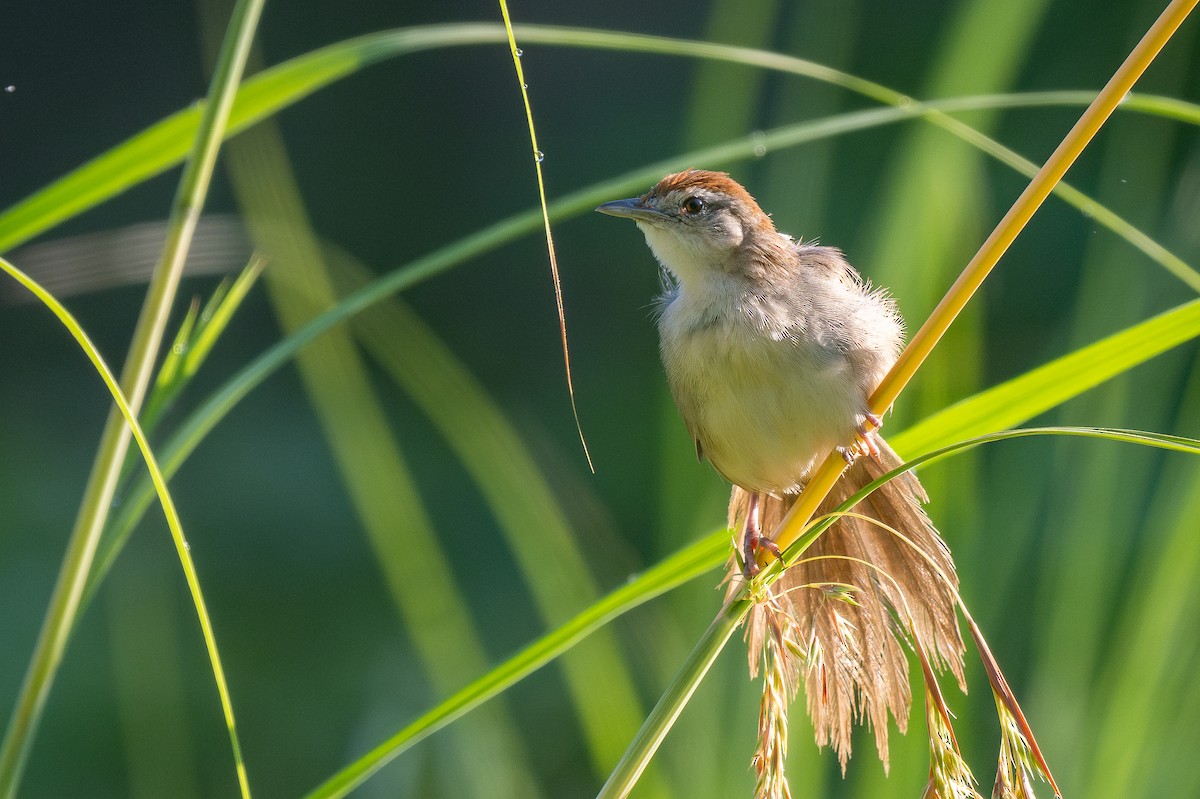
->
<box><xmin>730</xmin><ymin>437</ymin><xmax>965</xmax><ymax>771</ymax></box>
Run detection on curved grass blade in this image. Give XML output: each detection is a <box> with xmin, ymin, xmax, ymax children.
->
<box><xmin>87</xmin><ymin>127</ymin><xmax>1200</xmax><ymax>609</ymax></box>
<box><xmin>222</xmin><ymin>118</ymin><xmax>546</xmax><ymax>797</ymax></box>
<box><xmin>764</xmin><ymin>425</ymin><xmax>1200</xmax><ymax>587</ymax></box>
<box><xmin>772</xmin><ymin>0</ymin><xmax>1200</xmax><ymax>557</ymax></box>
<box><xmin>141</xmin><ymin>256</ymin><xmax>266</xmax><ymax>432</ymax></box>
<box><xmin>596</xmin><ymin>600</ymin><xmax>748</xmax><ymax>799</ymax></box>
<box><xmin>181</xmin><ymin>256</ymin><xmax>267</xmax><ymax>379</ymax></box>
<box><xmin>303</xmin><ymin>531</ymin><xmax>730</xmax><ymax>799</ymax></box>
<box><xmin>0</xmin><ymin>1</ymin><xmax>265</xmax><ymax>794</ymax></box>
<box><xmin>1086</xmin><ymin>423</ymin><xmax>1200</xmax><ymax>794</ymax></box>
<box><xmin>309</xmin><ymin>425</ymin><xmax>1195</xmax><ymax>797</ymax></box>
<box><xmin>892</xmin><ymin>297</ymin><xmax>1200</xmax><ymax>457</ymax></box>
<box><xmin>327</xmin><ymin>252</ymin><xmax>653</xmax><ymax>781</ymax></box>
<box><xmin>598</xmin><ymin>425</ymin><xmax>1199</xmax><ymax>798</ymax></box>
<box><xmin>3</xmin><ymin>21</ymin><xmax>1199</xmax><ymax>295</ymax></box>
<box><xmin>0</xmin><ymin>256</ymin><xmax>250</xmax><ymax>796</ymax></box>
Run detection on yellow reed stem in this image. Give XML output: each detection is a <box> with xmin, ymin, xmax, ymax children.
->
<box><xmin>771</xmin><ymin>0</ymin><xmax>1198</xmax><ymax>557</ymax></box>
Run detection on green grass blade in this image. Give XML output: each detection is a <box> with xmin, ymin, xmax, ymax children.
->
<box><xmin>1086</xmin><ymin>455</ymin><xmax>1200</xmax><ymax>795</ymax></box>
<box><xmin>597</xmin><ymin>424</ymin><xmax>1200</xmax><ymax>798</ymax></box>
<box><xmin>0</xmin><ymin>256</ymin><xmax>251</xmax><ymax>796</ymax></box>
<box><xmin>87</xmin><ymin>110</ymin><xmax>1200</xmax><ymax>610</ymax></box>
<box><xmin>3</xmin><ymin>21</ymin><xmax>1198</xmax><ymax>296</ymax></box>
<box><xmin>138</xmin><ymin>298</ymin><xmax>200</xmax><ymax>432</ymax></box>
<box><xmin>0</xmin><ymin>1</ymin><xmax>264</xmax><ymax>794</ymax></box>
<box><xmin>891</xmin><ymin>297</ymin><xmax>1200</xmax><ymax>456</ymax></box>
<box><xmin>769</xmin><ymin>424</ymin><xmax>1200</xmax><ymax>582</ymax></box>
<box><xmin>1024</xmin><ymin>75</ymin><xmax>1198</xmax><ymax>786</ymax></box>
<box><xmin>182</xmin><ymin>256</ymin><xmax>266</xmax><ymax>378</ymax></box>
<box><xmin>303</xmin><ymin>531</ymin><xmax>730</xmax><ymax>799</ymax></box>
<box><xmin>140</xmin><ymin>259</ymin><xmax>264</xmax><ymax>434</ymax></box>
<box><xmin>857</xmin><ymin>9</ymin><xmax>1051</xmax><ymax>700</ymax></box>
<box><xmin>305</xmin><ymin>423</ymin><xmax>1196</xmax><ymax>798</ymax></box>
<box><xmin>596</xmin><ymin>600</ymin><xmax>747</xmax><ymax>799</ymax></box>
<box><xmin>857</xmin><ymin>427</ymin><xmax>1198</xmax><ymax>502</ymax></box>
<box><xmin>155</xmin><ymin>298</ymin><xmax>199</xmax><ymax>390</ymax></box>
<box><xmin>328</xmin><ymin>253</ymin><xmax>654</xmax><ymax>781</ymax></box>
<box><xmin>222</xmin><ymin>117</ymin><xmax>546</xmax><ymax>798</ymax></box>
<box><xmin>924</xmin><ymin>97</ymin><xmax>1200</xmax><ymax>292</ymax></box>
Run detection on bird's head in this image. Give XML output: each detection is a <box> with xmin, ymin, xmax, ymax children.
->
<box><xmin>596</xmin><ymin>169</ymin><xmax>777</xmax><ymax>285</ymax></box>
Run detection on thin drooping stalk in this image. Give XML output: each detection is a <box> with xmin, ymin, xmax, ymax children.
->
<box><xmin>0</xmin><ymin>0</ymin><xmax>266</xmax><ymax>794</ymax></box>
<box><xmin>497</xmin><ymin>2</ymin><xmax>594</xmax><ymax>471</ymax></box>
<box><xmin>771</xmin><ymin>0</ymin><xmax>1199</xmax><ymax>556</ymax></box>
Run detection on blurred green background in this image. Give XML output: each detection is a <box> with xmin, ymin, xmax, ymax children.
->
<box><xmin>2</xmin><ymin>0</ymin><xmax>1199</xmax><ymax>796</ymax></box>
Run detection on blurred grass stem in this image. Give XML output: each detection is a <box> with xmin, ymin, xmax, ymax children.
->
<box><xmin>0</xmin><ymin>0</ymin><xmax>265</xmax><ymax>795</ymax></box>
<box><xmin>596</xmin><ymin>599</ymin><xmax>747</xmax><ymax>799</ymax></box>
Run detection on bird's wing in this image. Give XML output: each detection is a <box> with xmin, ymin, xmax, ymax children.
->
<box><xmin>794</xmin><ymin>241</ymin><xmax>864</xmax><ymax>289</ymax></box>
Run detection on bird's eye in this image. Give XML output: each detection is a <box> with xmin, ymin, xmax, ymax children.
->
<box><xmin>681</xmin><ymin>196</ymin><xmax>706</xmax><ymax>214</ymax></box>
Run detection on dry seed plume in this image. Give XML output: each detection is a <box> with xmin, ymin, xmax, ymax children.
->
<box><xmin>731</xmin><ymin>439</ymin><xmax>964</xmax><ymax>770</ymax></box>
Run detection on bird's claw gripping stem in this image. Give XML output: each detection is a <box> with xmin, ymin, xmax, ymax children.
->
<box><xmin>741</xmin><ymin>493</ymin><xmax>783</xmax><ymax>578</ymax></box>
<box><xmin>840</xmin><ymin>412</ymin><xmax>884</xmax><ymax>463</ymax></box>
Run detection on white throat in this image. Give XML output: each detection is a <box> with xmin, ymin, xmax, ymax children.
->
<box><xmin>637</xmin><ymin>222</ymin><xmax>735</xmax><ymax>290</ymax></box>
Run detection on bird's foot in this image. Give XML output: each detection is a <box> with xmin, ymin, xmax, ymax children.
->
<box><xmin>742</xmin><ymin>531</ymin><xmax>782</xmax><ymax>578</ymax></box>
<box><xmin>741</xmin><ymin>493</ymin><xmax>782</xmax><ymax>578</ymax></box>
<box><xmin>840</xmin><ymin>412</ymin><xmax>883</xmax><ymax>464</ymax></box>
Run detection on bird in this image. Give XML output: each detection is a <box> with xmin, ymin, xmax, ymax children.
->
<box><xmin>597</xmin><ymin>169</ymin><xmax>964</xmax><ymax>768</ymax></box>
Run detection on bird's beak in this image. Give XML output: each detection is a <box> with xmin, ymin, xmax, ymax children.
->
<box><xmin>595</xmin><ymin>198</ymin><xmax>667</xmax><ymax>223</ymax></box>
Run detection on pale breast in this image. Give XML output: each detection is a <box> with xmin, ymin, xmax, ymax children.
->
<box><xmin>658</xmin><ymin>294</ymin><xmax>868</xmax><ymax>495</ymax></box>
